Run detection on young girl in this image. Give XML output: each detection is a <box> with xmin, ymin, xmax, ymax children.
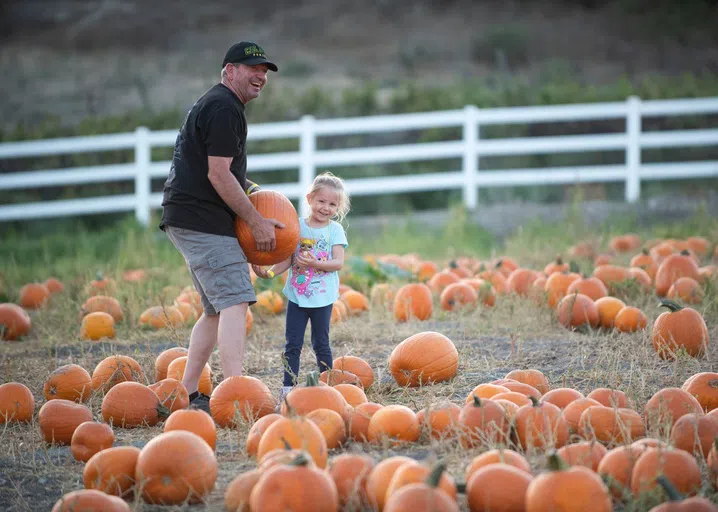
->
<box><xmin>252</xmin><ymin>172</ymin><xmax>350</xmax><ymax>400</ymax></box>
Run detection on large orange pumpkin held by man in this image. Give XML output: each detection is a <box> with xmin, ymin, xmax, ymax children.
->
<box><xmin>235</xmin><ymin>190</ymin><xmax>300</xmax><ymax>265</ymax></box>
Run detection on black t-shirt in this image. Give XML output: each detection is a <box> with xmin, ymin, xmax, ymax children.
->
<box><xmin>160</xmin><ymin>83</ymin><xmax>248</xmax><ymax>237</ymax></box>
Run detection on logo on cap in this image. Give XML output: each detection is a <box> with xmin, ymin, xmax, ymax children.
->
<box><xmin>244</xmin><ymin>45</ymin><xmax>266</xmax><ymax>58</ymax></box>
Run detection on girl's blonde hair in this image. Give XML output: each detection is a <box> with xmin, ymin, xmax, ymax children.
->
<box><xmin>306</xmin><ymin>172</ymin><xmax>351</xmax><ymax>223</ymax></box>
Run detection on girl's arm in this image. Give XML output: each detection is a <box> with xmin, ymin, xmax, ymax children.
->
<box><xmin>312</xmin><ymin>245</ymin><xmax>345</xmax><ymax>272</ymax></box>
<box><xmin>252</xmin><ymin>254</ymin><xmax>292</xmax><ymax>279</ymax></box>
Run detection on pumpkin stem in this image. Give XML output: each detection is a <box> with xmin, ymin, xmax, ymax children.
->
<box><xmin>546</xmin><ymin>452</ymin><xmax>569</xmax><ymax>472</ymax></box>
<box><xmin>658</xmin><ymin>299</ymin><xmax>684</xmax><ymax>313</ymax></box>
<box><xmin>157</xmin><ymin>403</ymin><xmax>171</xmax><ymax>420</ymax></box>
<box><xmin>495</xmin><ymin>259</ymin><xmax>504</xmax><ymax>269</ymax></box>
<box><xmin>642</xmin><ymin>248</ymin><xmax>649</xmax><ymax>256</ymax></box>
<box><xmin>679</xmin><ymin>249</ymin><xmax>691</xmax><ymax>256</ymax></box>
<box><xmin>569</xmin><ymin>261</ymin><xmax>580</xmax><ymax>274</ymax></box>
<box><xmin>425</xmin><ymin>462</ymin><xmax>447</xmax><ymax>488</ymax></box>
<box><xmin>289</xmin><ymin>452</ymin><xmax>311</xmax><ymax>467</ymax></box>
<box><xmin>655</xmin><ymin>475</ymin><xmax>684</xmax><ymax>501</ymax></box>
<box><xmin>529</xmin><ymin>395</ymin><xmax>540</xmax><ymax>407</ymax></box>
<box><xmin>306</xmin><ymin>371</ymin><xmax>319</xmax><ymax>387</ymax></box>
<box><xmin>280</xmin><ymin>436</ymin><xmax>292</xmax><ymax>451</ymax></box>
<box><xmin>96</xmin><ymin>271</ymin><xmax>104</xmax><ymax>281</ymax></box>
<box><xmin>471</xmin><ymin>394</ymin><xmax>482</xmax><ymax>407</ymax></box>
<box><xmin>555</xmin><ymin>255</ymin><xmax>563</xmax><ymax>265</ymax></box>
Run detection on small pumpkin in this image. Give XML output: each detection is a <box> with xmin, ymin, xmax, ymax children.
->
<box><xmin>209</xmin><ymin>375</ymin><xmax>274</xmax><ymax>426</ymax></box>
<box><xmin>562</xmin><ymin>397</ymin><xmax>603</xmax><ymax>433</ymax></box>
<box><xmin>83</xmin><ymin>445</ymin><xmax>140</xmax><ymax>497</ymax></box>
<box><xmin>328</xmin><ymin>453</ymin><xmax>375</xmax><ymax>509</ymax></box>
<box><xmin>44</xmin><ymin>364</ymin><xmax>92</xmax><ymax>402</ymax></box>
<box><xmin>135</xmin><ymin>430</ymin><xmax>218</xmax><ymax>505</ymax></box>
<box><xmin>525</xmin><ymin>453</ymin><xmax>612</xmax><ymax>512</ymax></box>
<box><xmin>594</xmin><ymin>296</ymin><xmax>627</xmax><ymax>329</ymax></box>
<box><xmin>367</xmin><ymin>404</ymin><xmax>421</xmax><ymax>446</ymax></box>
<box><xmin>504</xmin><ymin>369</ymin><xmax>550</xmax><ymax>394</ymax></box>
<box><xmin>341</xmin><ymin>289</ymin><xmax>370</xmax><ymax>315</ymax></box>
<box><xmin>333</xmin><ymin>383</ymin><xmax>368</xmax><ymax>407</ymax></box>
<box><xmin>464</xmin><ymin>449</ymin><xmax>531</xmax><ymax>483</ymax></box>
<box><xmin>139</xmin><ymin>305</ymin><xmax>184</xmax><ymax>329</ymax></box>
<box><xmin>245</xmin><ymin>413</ymin><xmax>282</xmax><ymax>457</ymax></box>
<box><xmin>556</xmin><ymin>292</ymin><xmax>599</xmax><ymax>330</ymax></box>
<box><xmin>81</xmin><ymin>295</ymin><xmax>124</xmax><ymax>323</ymax></box>
<box><xmin>578</xmin><ymin>406</ymin><xmax>645</xmax><ymax>445</ymax></box>
<box><xmin>91</xmin><ymin>355</ymin><xmax>146</xmax><ymax>393</ymax></box>
<box><xmin>18</xmin><ymin>282</ymin><xmax>51</xmax><ymax>309</ymax></box>
<box><xmin>0</xmin><ymin>303</ymin><xmax>32</xmax><ymax>341</ymax></box>
<box><xmin>38</xmin><ymin>398</ymin><xmax>93</xmax><ymax>445</ymax></box>
<box><xmin>332</xmin><ymin>355</ymin><xmax>374</xmax><ymax>388</ymax></box>
<box><xmin>383</xmin><ymin>462</ymin><xmax>458</xmax><ymax>512</ymax></box>
<box><xmin>666</xmin><ymin>277</ymin><xmax>704</xmax><ymax>304</ymax></box>
<box><xmin>388</xmin><ymin>331</ymin><xmax>458</xmax><ymax>387</ymax></box>
<box><xmin>51</xmin><ymin>489</ymin><xmax>130</xmax><ymax>512</ymax></box>
<box><xmin>514</xmin><ymin>397</ymin><xmax>568</xmax><ymax>451</ymax></box>
<box><xmin>80</xmin><ymin>311</ymin><xmax>116</xmax><ymax>341</ymax></box>
<box><xmin>587</xmin><ymin>388</ymin><xmax>629</xmax><ymax>409</ymax></box>
<box><xmin>0</xmin><ymin>382</ymin><xmax>35</xmax><ymax>423</ymax></box>
<box><xmin>224</xmin><ymin>470</ymin><xmax>261</xmax><ymax>512</ymax></box>
<box><xmin>307</xmin><ymin>408</ymin><xmax>347</xmax><ymax>449</ymax></box>
<box><xmin>384</xmin><ymin>459</ymin><xmax>457</xmax><ymax>505</ymax></box>
<box><xmin>393</xmin><ymin>283</ymin><xmax>433</xmax><ymax>322</ymax></box>
<box><xmin>631</xmin><ymin>447</ymin><xmax>701</xmax><ymax>497</ymax></box>
<box><xmin>654</xmin><ymin>250</ymin><xmax>701</xmax><ymax>297</ymax></box>
<box><xmin>256</xmin><ymin>415</ymin><xmax>328</xmax><ymax>469</ymax></box>
<box><xmin>417</xmin><ymin>401</ymin><xmax>461</xmax><ymax>440</ymax></box>
<box><xmin>466</xmin><ymin>463</ymin><xmax>532</xmax><ymax>512</ymax></box>
<box><xmin>649</xmin><ymin>475</ymin><xmax>718</xmax><ymax>512</ymax></box>
<box><xmin>319</xmin><ymin>369</ymin><xmax>364</xmax><ymax>388</ymax></box>
<box><xmin>71</xmin><ymin>421</ymin><xmax>114</xmax><ymax>462</ymax></box>
<box><xmin>148</xmin><ymin>378</ymin><xmax>189</xmax><ymax>412</ymax></box>
<box><xmin>439</xmin><ymin>282</ymin><xmax>478</xmax><ymax>311</ymax></box>
<box><xmin>101</xmin><ymin>381</ymin><xmax>168</xmax><ymax>428</ymax></box>
<box><xmin>652</xmin><ymin>300</ymin><xmax>709</xmax><ymax>359</ymax></box>
<box><xmin>681</xmin><ymin>372</ymin><xmax>718</xmax><ymax>412</ymax></box>
<box><xmin>256</xmin><ymin>289</ymin><xmax>285</xmax><ymax>314</ymax></box>
<box><xmin>506</xmin><ymin>268</ymin><xmax>539</xmax><ymax>296</ymax></box>
<box><xmin>458</xmin><ymin>395</ymin><xmax>509</xmax><ymax>448</ymax></box>
<box><xmin>164</xmin><ymin>408</ymin><xmax>217</xmax><ymax>450</ymax></box>
<box><xmin>541</xmin><ymin>387</ymin><xmax>584</xmax><ymax>410</ymax></box>
<box><xmin>669</xmin><ymin>413</ymin><xmax>718</xmax><ymax>458</ymax></box>
<box><xmin>280</xmin><ymin>372</ymin><xmax>349</xmax><ymax>422</ymax></box>
<box><xmin>154</xmin><ymin>346</ymin><xmax>189</xmax><ymax>381</ymax></box>
<box><xmin>614</xmin><ymin>306</ymin><xmax>648</xmax><ymax>333</ymax></box>
<box><xmin>166</xmin><ymin>356</ymin><xmax>212</xmax><ymax>395</ymax></box>
<box><xmin>347</xmin><ymin>402</ymin><xmax>383</xmax><ymax>442</ymax></box>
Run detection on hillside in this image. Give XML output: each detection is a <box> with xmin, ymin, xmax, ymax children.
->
<box><xmin>2</xmin><ymin>0</ymin><xmax>717</xmax><ymax>129</ymax></box>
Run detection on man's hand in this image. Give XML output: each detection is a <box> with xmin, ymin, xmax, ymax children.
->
<box><xmin>249</xmin><ymin>217</ymin><xmax>285</xmax><ymax>252</ymax></box>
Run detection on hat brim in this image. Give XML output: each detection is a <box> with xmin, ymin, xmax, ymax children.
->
<box><xmin>238</xmin><ymin>56</ymin><xmax>278</xmax><ymax>72</ymax></box>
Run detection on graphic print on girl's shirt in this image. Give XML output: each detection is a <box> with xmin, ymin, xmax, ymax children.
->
<box><xmin>283</xmin><ymin>218</ymin><xmax>348</xmax><ymax>309</ymax></box>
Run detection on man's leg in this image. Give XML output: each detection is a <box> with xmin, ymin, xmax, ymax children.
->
<box><xmin>217</xmin><ymin>302</ymin><xmax>248</xmax><ymax>378</ymax></box>
<box><xmin>182</xmin><ymin>311</ymin><xmax>219</xmax><ymax>395</ymax></box>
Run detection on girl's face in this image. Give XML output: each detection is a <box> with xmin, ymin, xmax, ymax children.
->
<box><xmin>307</xmin><ymin>187</ymin><xmax>340</xmax><ymax>224</ymax></box>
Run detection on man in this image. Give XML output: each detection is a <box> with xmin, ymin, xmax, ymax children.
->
<box><xmin>160</xmin><ymin>41</ymin><xmax>283</xmax><ymax>412</ymax></box>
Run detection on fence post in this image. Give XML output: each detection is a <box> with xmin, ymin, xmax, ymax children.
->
<box><xmin>134</xmin><ymin>126</ymin><xmax>151</xmax><ymax>226</ymax></box>
<box><xmin>625</xmin><ymin>96</ymin><xmax>642</xmax><ymax>203</ymax></box>
<box><xmin>463</xmin><ymin>105</ymin><xmax>479</xmax><ymax>210</ymax></box>
<box><xmin>299</xmin><ymin>115</ymin><xmax>316</xmax><ymax>218</ymax></box>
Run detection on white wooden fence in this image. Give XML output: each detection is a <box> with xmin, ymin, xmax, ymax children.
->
<box><xmin>1</xmin><ymin>95</ymin><xmax>717</xmax><ymax>225</ymax></box>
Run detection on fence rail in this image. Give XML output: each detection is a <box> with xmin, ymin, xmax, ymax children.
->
<box><xmin>1</xmin><ymin>96</ymin><xmax>717</xmax><ymax>225</ymax></box>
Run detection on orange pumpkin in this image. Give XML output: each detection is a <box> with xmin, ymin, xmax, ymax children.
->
<box><xmin>148</xmin><ymin>378</ymin><xmax>189</xmax><ymax>412</ymax></box>
<box><xmin>332</xmin><ymin>356</ymin><xmax>374</xmax><ymax>388</ymax></box>
<box><xmin>347</xmin><ymin>402</ymin><xmax>383</xmax><ymax>442</ymax></box>
<box><xmin>654</xmin><ymin>251</ymin><xmax>701</xmax><ymax>297</ymax></box>
<box><xmin>51</xmin><ymin>489</ymin><xmax>130</xmax><ymax>512</ymax></box>
<box><xmin>85</xmin><ymin>272</ymin><xmax>116</xmax><ymax>296</ymax></box>
<box><xmin>224</xmin><ymin>470</ymin><xmax>261</xmax><ymax>512</ymax></box>
<box><xmin>464</xmin><ymin>449</ymin><xmax>531</xmax><ymax>483</ymax></box>
<box><xmin>367</xmin><ymin>405</ymin><xmax>421</xmax><ymax>446</ymax></box>
<box><xmin>44</xmin><ymin>277</ymin><xmax>65</xmax><ymax>294</ymax></box>
<box><xmin>562</xmin><ymin>397</ymin><xmax>603</xmax><ymax>433</ymax></box>
<box><xmin>682</xmin><ymin>372</ymin><xmax>718</xmax><ymax>412</ymax></box>
<box><xmin>139</xmin><ymin>305</ymin><xmax>184</xmax><ymax>329</ymax></box>
<box><xmin>91</xmin><ymin>355</ymin><xmax>146</xmax><ymax>393</ymax></box>
<box><xmin>458</xmin><ymin>396</ymin><xmax>509</xmax><ymax>448</ymax></box>
<box><xmin>164</xmin><ymin>408</ymin><xmax>217</xmax><ymax>450</ymax></box>
<box><xmin>597</xmin><ymin>445</ymin><xmax>642</xmax><ymax>499</ymax></box>
<box><xmin>0</xmin><ymin>303</ymin><xmax>32</xmax><ymax>340</ymax></box>
<box><xmin>494</xmin><ymin>379</ymin><xmax>543</xmax><ymax>399</ymax></box>
<box><xmin>417</xmin><ymin>401</ymin><xmax>461</xmax><ymax>440</ymax></box>
<box><xmin>631</xmin><ymin>447</ymin><xmax>701</xmax><ymax>497</ymax></box>
<box><xmin>514</xmin><ymin>397</ymin><xmax>568</xmax><ymax>451</ymax></box>
<box><xmin>505</xmin><ymin>369</ymin><xmax>550</xmax><ymax>394</ymax></box>
<box><xmin>257</xmin><ymin>415</ymin><xmax>328</xmax><ymax>468</ymax></box>
<box><xmin>592</xmin><ymin>264</ymin><xmax>631</xmax><ymax>290</ymax></box>
<box><xmin>544</xmin><ymin>271</ymin><xmax>581</xmax><ymax>308</ymax></box>
<box><xmin>541</xmin><ymin>387</ymin><xmax>584</xmax><ymax>410</ymax></box>
<box><xmin>154</xmin><ymin>346</ymin><xmax>189</xmax><ymax>381</ymax></box>
<box><xmin>366</xmin><ymin>456</ymin><xmax>416</xmax><ymax>511</ymax></box>
<box><xmin>234</xmin><ymin>190</ymin><xmax>301</xmax><ymax>265</ymax></box>
<box><xmin>652</xmin><ymin>300</ymin><xmax>709</xmax><ymax>359</ymax></box>
<box><xmin>666</xmin><ymin>277</ymin><xmax>704</xmax><ymax>304</ymax></box>
<box><xmin>578</xmin><ymin>405</ymin><xmax>645</xmax><ymax>445</ymax></box>
<box><xmin>525</xmin><ymin>454</ymin><xmax>612</xmax><ymax>512</ymax></box>
<box><xmin>0</xmin><ymin>382</ymin><xmax>35</xmax><ymax>423</ymax></box>
<box><xmin>101</xmin><ymin>381</ymin><xmax>167</xmax><ymax>428</ymax></box>
<box><xmin>630</xmin><ymin>249</ymin><xmax>658</xmax><ymax>280</ymax></box>
<box><xmin>556</xmin><ymin>292</ymin><xmax>599</xmax><ymax>330</ymax></box>
<box><xmin>466</xmin><ymin>463</ymin><xmax>532</xmax><ymax>512</ymax></box>
<box><xmin>256</xmin><ymin>290</ymin><xmax>285</xmax><ymax>315</ymax></box>
<box><xmin>415</xmin><ymin>261</ymin><xmax>439</xmax><ymax>282</ymax></box>
<box><xmin>333</xmin><ymin>383</ymin><xmax>368</xmax><ymax>407</ymax></box>
<box><xmin>166</xmin><ymin>356</ymin><xmax>212</xmax><ymax>395</ymax></box>
<box><xmin>306</xmin><ymin>408</ymin><xmax>347</xmax><ymax>449</ymax></box>
<box><xmin>544</xmin><ymin>256</ymin><xmax>570</xmax><ymax>276</ymax></box>
<box><xmin>669</xmin><ymin>413</ymin><xmax>718</xmax><ymax>458</ymax></box>
<box><xmin>613</xmin><ymin>306</ymin><xmax>648</xmax><ymax>333</ymax></box>
<box><xmin>385</xmin><ymin>459</ymin><xmax>457</xmax><ymax>505</ymax></box>
<box><xmin>81</xmin><ymin>295</ymin><xmax>124</xmax><ymax>323</ymax></box>
<box><xmin>566</xmin><ymin>276</ymin><xmax>608</xmax><ymax>301</ymax></box>
<box><xmin>594</xmin><ymin>296</ymin><xmax>627</xmax><ymax>329</ymax></box>
<box><xmin>439</xmin><ymin>282</ymin><xmax>478</xmax><ymax>311</ymax></box>
<box><xmin>245</xmin><ymin>413</ymin><xmax>282</xmax><ymax>457</ymax></box>
<box><xmin>506</xmin><ymin>268</ymin><xmax>539</xmax><ymax>296</ymax></box>
<box><xmin>388</xmin><ymin>331</ymin><xmax>458</xmax><ymax>387</ymax></box>
<box><xmin>393</xmin><ymin>283</ymin><xmax>433</xmax><ymax>322</ymax></box>
<box><xmin>280</xmin><ymin>372</ymin><xmax>349</xmax><ymax>421</ymax></box>
<box><xmin>319</xmin><ymin>369</ymin><xmax>364</xmax><ymax>387</ymax></box>
<box><xmin>80</xmin><ymin>311</ymin><xmax>116</xmax><ymax>341</ymax></box>
<box><xmin>341</xmin><ymin>289</ymin><xmax>370</xmax><ymax>315</ymax></box>
<box><xmin>328</xmin><ymin>453</ymin><xmax>375</xmax><ymax>509</ymax></box>
<box><xmin>587</xmin><ymin>388</ymin><xmax>629</xmax><ymax>409</ymax></box>
<box><xmin>610</xmin><ymin>233</ymin><xmax>641</xmax><ymax>253</ymax></box>
<box><xmin>18</xmin><ymin>282</ymin><xmax>51</xmax><ymax>309</ymax></box>
<box><xmin>651</xmin><ymin>476</ymin><xmax>718</xmax><ymax>512</ymax></box>
<box><xmin>71</xmin><ymin>421</ymin><xmax>114</xmax><ymax>462</ymax></box>
<box><xmin>249</xmin><ymin>453</ymin><xmax>339</xmax><ymax>512</ymax></box>
<box><xmin>210</xmin><ymin>375</ymin><xmax>274</xmax><ymax>426</ymax></box>
<box><xmin>465</xmin><ymin>383</ymin><xmax>510</xmax><ymax>402</ymax></box>
<box><xmin>135</xmin><ymin>430</ymin><xmax>218</xmax><ymax>505</ymax></box>
<box><xmin>643</xmin><ymin>387</ymin><xmax>704</xmax><ymax>433</ymax></box>
<box><xmin>44</xmin><ymin>364</ymin><xmax>92</xmax><ymax>402</ymax></box>
<box><xmin>38</xmin><ymin>399</ymin><xmax>93</xmax><ymax>444</ymax></box>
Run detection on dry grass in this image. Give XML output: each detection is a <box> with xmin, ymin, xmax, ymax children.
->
<box><xmin>1</xmin><ymin>214</ymin><xmax>717</xmax><ymax>511</ymax></box>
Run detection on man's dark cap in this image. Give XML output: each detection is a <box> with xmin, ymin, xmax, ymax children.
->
<box><xmin>222</xmin><ymin>42</ymin><xmax>278</xmax><ymax>72</ymax></box>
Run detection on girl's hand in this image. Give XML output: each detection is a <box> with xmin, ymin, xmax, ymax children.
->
<box><xmin>251</xmin><ymin>264</ymin><xmax>274</xmax><ymax>279</ymax></box>
<box><xmin>295</xmin><ymin>251</ymin><xmax>319</xmax><ymax>269</ymax></box>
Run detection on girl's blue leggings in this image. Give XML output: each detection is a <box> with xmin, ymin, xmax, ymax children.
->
<box><xmin>283</xmin><ymin>300</ymin><xmax>333</xmax><ymax>386</ymax></box>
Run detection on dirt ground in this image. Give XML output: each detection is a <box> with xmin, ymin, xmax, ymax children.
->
<box><xmin>1</xmin><ymin>283</ymin><xmax>716</xmax><ymax>510</ymax></box>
